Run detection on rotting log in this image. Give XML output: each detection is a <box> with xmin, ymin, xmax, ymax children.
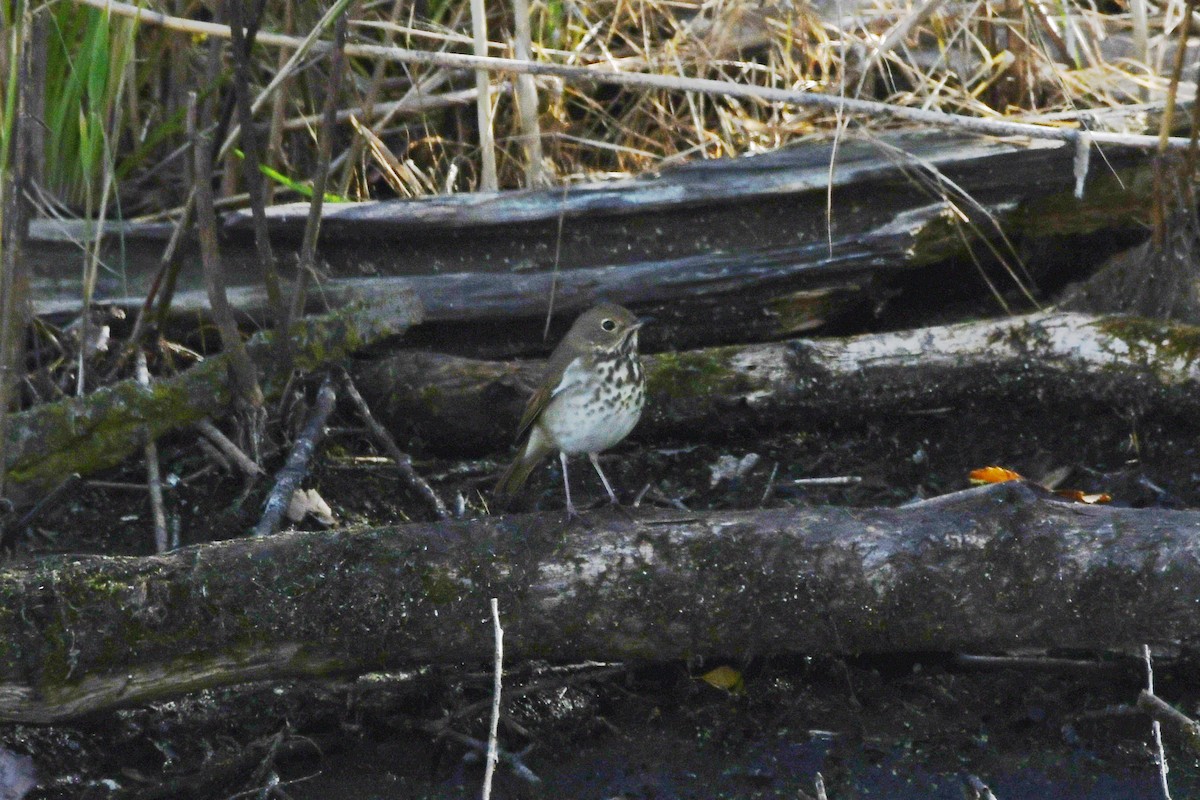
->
<box><xmin>29</xmin><ymin>130</ymin><xmax>1154</xmax><ymax>353</ymax></box>
<box><xmin>354</xmin><ymin>310</ymin><xmax>1200</xmax><ymax>454</ymax></box>
<box><xmin>1</xmin><ymin>481</ymin><xmax>1199</xmax><ymax>723</ymax></box>
<box><xmin>1</xmin><ymin>290</ymin><xmax>422</xmax><ymax>505</ymax></box>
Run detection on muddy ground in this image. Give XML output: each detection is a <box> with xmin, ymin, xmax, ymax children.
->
<box><xmin>5</xmin><ymin>353</ymin><xmax>1200</xmax><ymax>798</ymax></box>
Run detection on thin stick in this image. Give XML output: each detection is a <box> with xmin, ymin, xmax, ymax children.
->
<box><xmin>1131</xmin><ymin>0</ymin><xmax>1149</xmax><ymax>101</ymax></box>
<box><xmin>135</xmin><ymin>350</ymin><xmax>169</xmax><ymax>553</ymax></box>
<box><xmin>12</xmin><ymin>473</ymin><xmax>81</xmax><ymax>532</ymax></box>
<box><xmin>791</xmin><ymin>476</ymin><xmax>863</xmax><ymax>486</ymax></box>
<box><xmin>471</xmin><ymin>0</ymin><xmax>499</xmax><ymax>191</ymax></box>
<box><xmin>219</xmin><ymin>0</ymin><xmax>356</xmax><ymax>160</ymax></box>
<box><xmin>1144</xmin><ymin>644</ymin><xmax>1173</xmax><ymax>800</ymax></box>
<box><xmin>72</xmin><ymin>0</ymin><xmax>1197</xmax><ymax>151</ymax></box>
<box><xmin>190</xmin><ymin>92</ymin><xmax>264</xmax><ymax>408</ymax></box>
<box><xmin>287</xmin><ymin>10</ymin><xmax>349</xmax><ymax>329</ymax></box>
<box><xmin>1138</xmin><ymin>690</ymin><xmax>1200</xmax><ymax>754</ymax></box>
<box><xmin>195</xmin><ymin>418</ymin><xmax>264</xmax><ymax>480</ymax></box>
<box><xmin>254</xmin><ymin>374</ymin><xmax>337</xmax><ymax>536</ymax></box>
<box><xmin>511</xmin><ymin>0</ymin><xmax>547</xmax><ymax>187</ymax></box>
<box><xmin>482</xmin><ymin>597</ymin><xmax>503</xmax><ymax>800</ymax></box>
<box><xmin>339</xmin><ymin>369</ymin><xmax>450</xmax><ymax>519</ymax></box>
<box><xmin>228</xmin><ymin>0</ymin><xmax>287</xmax><ymax>358</ymax></box>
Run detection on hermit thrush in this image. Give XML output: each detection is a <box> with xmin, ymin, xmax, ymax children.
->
<box><xmin>495</xmin><ymin>303</ymin><xmax>647</xmax><ymax>515</ymax></box>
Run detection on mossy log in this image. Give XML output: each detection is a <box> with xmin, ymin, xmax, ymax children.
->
<box><xmin>354</xmin><ymin>310</ymin><xmax>1200</xmax><ymax>455</ymax></box>
<box><xmin>1</xmin><ymin>290</ymin><xmax>422</xmax><ymax>505</ymax></box>
<box><xmin>1</xmin><ymin>481</ymin><xmax>1199</xmax><ymax>723</ymax></box>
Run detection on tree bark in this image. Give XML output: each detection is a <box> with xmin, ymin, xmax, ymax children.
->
<box><xmin>354</xmin><ymin>310</ymin><xmax>1200</xmax><ymax>455</ymax></box>
<box><xmin>1</xmin><ymin>481</ymin><xmax>1198</xmax><ymax>723</ymax></box>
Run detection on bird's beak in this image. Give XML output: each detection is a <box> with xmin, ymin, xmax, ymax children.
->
<box><xmin>633</xmin><ymin>315</ymin><xmax>654</xmax><ymax>329</ymax></box>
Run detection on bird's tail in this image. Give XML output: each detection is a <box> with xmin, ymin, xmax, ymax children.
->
<box><xmin>494</xmin><ymin>433</ymin><xmax>553</xmax><ymax>503</ymax></box>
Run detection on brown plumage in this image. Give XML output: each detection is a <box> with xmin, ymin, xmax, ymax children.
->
<box><xmin>495</xmin><ymin>303</ymin><xmax>646</xmax><ymax>514</ymax></box>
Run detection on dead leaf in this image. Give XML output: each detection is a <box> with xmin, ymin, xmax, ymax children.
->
<box><xmin>969</xmin><ymin>466</ymin><xmax>1023</xmax><ymax>485</ymax></box>
<box><xmin>286</xmin><ymin>488</ymin><xmax>336</xmax><ymax>526</ymax></box>
<box><xmin>699</xmin><ymin>665</ymin><xmax>745</xmax><ymax>693</ymax></box>
<box><xmin>1054</xmin><ymin>489</ymin><xmax>1112</xmax><ymax>504</ymax></box>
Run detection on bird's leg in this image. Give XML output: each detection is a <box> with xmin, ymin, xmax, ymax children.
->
<box><xmin>588</xmin><ymin>452</ymin><xmax>619</xmax><ymax>504</ymax></box>
<box><xmin>589</xmin><ymin>453</ymin><xmax>636</xmax><ymax>520</ymax></box>
<box><xmin>560</xmin><ymin>451</ymin><xmax>578</xmax><ymax>518</ymax></box>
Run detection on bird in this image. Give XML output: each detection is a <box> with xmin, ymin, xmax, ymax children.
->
<box><xmin>495</xmin><ymin>303</ymin><xmax>647</xmax><ymax>515</ymax></box>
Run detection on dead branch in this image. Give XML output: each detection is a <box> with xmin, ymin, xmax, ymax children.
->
<box><xmin>254</xmin><ymin>374</ymin><xmax>338</xmax><ymax>536</ymax></box>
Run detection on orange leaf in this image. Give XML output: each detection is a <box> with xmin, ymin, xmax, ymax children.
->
<box><xmin>1054</xmin><ymin>489</ymin><xmax>1112</xmax><ymax>504</ymax></box>
<box><xmin>969</xmin><ymin>466</ymin><xmax>1023</xmax><ymax>485</ymax></box>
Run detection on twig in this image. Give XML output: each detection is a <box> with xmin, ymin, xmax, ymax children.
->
<box><xmin>470</xmin><ymin>0</ymin><xmax>499</xmax><ymax>191</ymax></box>
<box><xmin>427</xmin><ymin>726</ymin><xmax>541</xmax><ymax>785</ymax></box>
<box><xmin>195</xmin><ymin>418</ymin><xmax>264</xmax><ymax>480</ymax></box>
<box><xmin>1138</xmin><ymin>690</ymin><xmax>1200</xmax><ymax>756</ymax></box>
<box><xmin>74</xmin><ymin>0</ymin><xmax>1198</xmax><ymax>151</ymax></box>
<box><xmin>339</xmin><ymin>369</ymin><xmax>449</xmax><ymax>519</ymax></box>
<box><xmin>284</xmin><ymin>84</ymin><xmax>498</xmax><ymax>134</ymax></box>
<box><xmin>254</xmin><ymin>373</ymin><xmax>337</xmax><ymax>536</ymax></box>
<box><xmin>758</xmin><ymin>462</ymin><xmax>779</xmax><ymax>507</ymax></box>
<box><xmin>1144</xmin><ymin>644</ymin><xmax>1173</xmax><ymax>800</ymax></box>
<box><xmin>955</xmin><ymin>653</ymin><xmax>1122</xmax><ymax>673</ymax></box>
<box><xmin>790</xmin><ymin>476</ymin><xmax>863</xmax><ymax>487</ymax></box>
<box><xmin>286</xmin><ymin>9</ymin><xmax>349</xmax><ymax>329</ymax></box>
<box><xmin>0</xmin><ymin>473</ymin><xmax>81</xmax><ymax>549</ymax></box>
<box><xmin>196</xmin><ymin>436</ymin><xmax>233</xmax><ymax>475</ymax></box>
<box><xmin>136</xmin><ymin>351</ymin><xmax>169</xmax><ymax>553</ymax></box>
<box><xmin>482</xmin><ymin>597</ymin><xmax>503</xmax><ymax>800</ymax></box>
<box><xmin>190</xmin><ymin>92</ymin><xmax>264</xmax><ymax>409</ymax></box>
<box><xmin>227</xmin><ymin>0</ymin><xmax>288</xmax><ymax>360</ymax></box>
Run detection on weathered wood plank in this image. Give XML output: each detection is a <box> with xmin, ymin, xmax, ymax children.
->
<box><xmin>28</xmin><ymin>131</ymin><xmax>1152</xmax><ymax>352</ymax></box>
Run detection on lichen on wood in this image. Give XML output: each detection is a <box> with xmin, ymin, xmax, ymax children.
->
<box><xmin>2</xmin><ymin>290</ymin><xmax>422</xmax><ymax>503</ymax></box>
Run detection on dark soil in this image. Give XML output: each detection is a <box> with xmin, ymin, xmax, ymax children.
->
<box><xmin>7</xmin><ymin>368</ymin><xmax>1200</xmax><ymax>798</ymax></box>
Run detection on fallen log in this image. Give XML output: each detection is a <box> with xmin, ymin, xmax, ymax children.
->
<box><xmin>29</xmin><ymin>130</ymin><xmax>1152</xmax><ymax>353</ymax></box>
<box><xmin>1</xmin><ymin>481</ymin><xmax>1198</xmax><ymax>723</ymax></box>
<box><xmin>354</xmin><ymin>310</ymin><xmax>1200</xmax><ymax>454</ymax></box>
<box><xmin>1</xmin><ymin>289</ymin><xmax>422</xmax><ymax>505</ymax></box>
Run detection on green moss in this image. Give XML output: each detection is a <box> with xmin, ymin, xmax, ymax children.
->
<box><xmin>1013</xmin><ymin>167</ymin><xmax>1153</xmax><ymax>239</ymax></box>
<box><xmin>1095</xmin><ymin>316</ymin><xmax>1200</xmax><ymax>372</ymax></box>
<box><xmin>420</xmin><ymin>566</ymin><xmax>463</xmax><ymax>604</ymax></box>
<box><xmin>646</xmin><ymin>349</ymin><xmax>738</xmax><ymax>400</ymax></box>
<box><xmin>419</xmin><ymin>384</ymin><xmax>443</xmax><ymax>411</ymax></box>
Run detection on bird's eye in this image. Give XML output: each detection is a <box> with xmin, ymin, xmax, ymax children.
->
<box><xmin>601</xmin><ymin>318</ymin><xmax>617</xmax><ymax>332</ymax></box>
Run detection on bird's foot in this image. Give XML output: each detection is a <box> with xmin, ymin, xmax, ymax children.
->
<box><xmin>606</xmin><ymin>497</ymin><xmax>637</xmax><ymax>521</ymax></box>
<box><xmin>562</xmin><ymin>503</ymin><xmax>594</xmax><ymax>529</ymax></box>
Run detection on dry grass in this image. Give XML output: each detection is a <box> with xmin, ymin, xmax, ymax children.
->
<box><xmin>10</xmin><ymin>0</ymin><xmax>1194</xmax><ymax>214</ymax></box>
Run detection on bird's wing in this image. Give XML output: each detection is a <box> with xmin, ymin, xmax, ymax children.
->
<box><xmin>514</xmin><ymin>356</ymin><xmax>588</xmax><ymax>442</ymax></box>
